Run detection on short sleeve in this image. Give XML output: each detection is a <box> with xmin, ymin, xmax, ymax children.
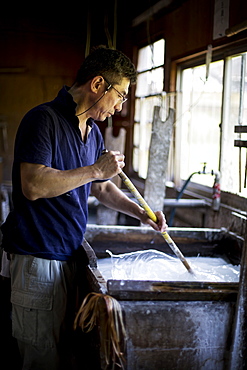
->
<box><xmin>14</xmin><ymin>107</ymin><xmax>54</xmax><ymax>167</ymax></box>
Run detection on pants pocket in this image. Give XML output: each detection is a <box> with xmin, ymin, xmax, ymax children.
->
<box><xmin>10</xmin><ymin>255</ymin><xmax>55</xmax><ymax>348</ymax></box>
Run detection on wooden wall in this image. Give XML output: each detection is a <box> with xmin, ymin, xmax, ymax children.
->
<box><xmin>0</xmin><ymin>13</ymin><xmax>86</xmax><ymax>182</ymax></box>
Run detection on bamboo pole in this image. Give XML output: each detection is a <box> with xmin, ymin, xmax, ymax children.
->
<box><xmin>119</xmin><ymin>171</ymin><xmax>194</xmax><ymax>274</ymax></box>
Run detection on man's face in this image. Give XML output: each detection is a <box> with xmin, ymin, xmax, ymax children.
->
<box><xmin>92</xmin><ymin>77</ymin><xmax>130</xmax><ymax>121</ymax></box>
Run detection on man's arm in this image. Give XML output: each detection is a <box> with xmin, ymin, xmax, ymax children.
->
<box><xmin>20</xmin><ymin>151</ymin><xmax>125</xmax><ymax>201</ymax></box>
<box><xmin>91</xmin><ymin>180</ymin><xmax>167</xmax><ymax>232</ymax></box>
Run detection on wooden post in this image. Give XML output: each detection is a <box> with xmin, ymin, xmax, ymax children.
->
<box><xmin>144</xmin><ymin>107</ymin><xmax>174</xmax><ymax>212</ymax></box>
<box><xmin>228</xmin><ymin>221</ymin><xmax>247</xmax><ymax>369</ymax></box>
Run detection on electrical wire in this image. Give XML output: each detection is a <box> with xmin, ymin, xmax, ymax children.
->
<box><xmin>76</xmin><ymin>85</ymin><xmax>112</xmax><ymax>117</ymax></box>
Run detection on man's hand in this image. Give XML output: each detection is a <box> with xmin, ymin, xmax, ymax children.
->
<box><xmin>139</xmin><ymin>209</ymin><xmax>168</xmax><ymax>232</ymax></box>
<box><xmin>92</xmin><ymin>150</ymin><xmax>125</xmax><ymax>180</ymax></box>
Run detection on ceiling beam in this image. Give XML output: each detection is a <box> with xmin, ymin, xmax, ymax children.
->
<box><xmin>132</xmin><ymin>0</ymin><xmax>173</xmax><ymax>27</ymax></box>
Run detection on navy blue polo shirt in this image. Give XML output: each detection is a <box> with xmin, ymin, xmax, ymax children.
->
<box><xmin>1</xmin><ymin>86</ymin><xmax>105</xmax><ymax>260</ymax></box>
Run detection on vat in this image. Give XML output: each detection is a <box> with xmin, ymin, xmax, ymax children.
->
<box><xmin>78</xmin><ymin>225</ymin><xmax>243</xmax><ymax>370</ymax></box>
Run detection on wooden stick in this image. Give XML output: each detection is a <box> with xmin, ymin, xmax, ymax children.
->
<box><xmin>228</xmin><ymin>223</ymin><xmax>247</xmax><ymax>369</ymax></box>
<box><xmin>119</xmin><ymin>171</ymin><xmax>194</xmax><ymax>274</ymax></box>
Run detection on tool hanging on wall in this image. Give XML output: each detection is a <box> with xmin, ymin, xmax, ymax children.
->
<box><xmin>205</xmin><ymin>44</ymin><xmax>212</xmax><ymax>81</ymax></box>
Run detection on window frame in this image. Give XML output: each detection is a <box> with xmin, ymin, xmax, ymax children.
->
<box><xmin>132</xmin><ymin>39</ymin><xmax>165</xmax><ymax>180</ymax></box>
<box><xmin>173</xmin><ymin>42</ymin><xmax>247</xmax><ymax>198</ymax></box>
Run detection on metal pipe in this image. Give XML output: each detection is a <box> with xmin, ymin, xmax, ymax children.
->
<box><xmin>169</xmin><ymin>166</ymin><xmax>221</xmax><ymax>226</ymax></box>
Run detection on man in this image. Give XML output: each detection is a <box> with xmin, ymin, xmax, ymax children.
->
<box><xmin>1</xmin><ymin>45</ymin><xmax>167</xmax><ymax>369</ymax></box>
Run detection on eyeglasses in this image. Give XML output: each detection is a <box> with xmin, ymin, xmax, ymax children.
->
<box><xmin>104</xmin><ymin>78</ymin><xmax>128</xmax><ymax>104</ymax></box>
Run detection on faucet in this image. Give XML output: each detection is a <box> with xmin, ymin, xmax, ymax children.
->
<box><xmin>168</xmin><ymin>164</ymin><xmax>221</xmax><ymax>226</ymax></box>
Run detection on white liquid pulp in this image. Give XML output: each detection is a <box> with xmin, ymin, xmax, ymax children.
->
<box><xmin>97</xmin><ymin>249</ymin><xmax>240</xmax><ymax>282</ymax></box>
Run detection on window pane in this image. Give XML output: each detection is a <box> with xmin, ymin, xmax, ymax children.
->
<box><xmin>133</xmin><ymin>122</ymin><xmax>140</xmax><ymax>147</ymax></box>
<box><xmin>221</xmin><ymin>53</ymin><xmax>247</xmax><ymax>196</ymax></box>
<box><xmin>133</xmin><ymin>147</ymin><xmax>139</xmax><ymax>172</ymax></box>
<box><xmin>153</xmin><ymin>39</ymin><xmax>165</xmax><ymax>67</ymax></box>
<box><xmin>134</xmin><ymin>98</ymin><xmax>141</xmax><ymax>122</ymax></box>
<box><xmin>244</xmin><ymin>55</ymin><xmax>247</xmax><ymax>125</ymax></box>
<box><xmin>138</xmin><ymin>119</ymin><xmax>152</xmax><ymax>179</ymax></box>
<box><xmin>137</xmin><ymin>39</ymin><xmax>165</xmax><ymax>72</ymax></box>
<box><xmin>136</xmin><ymin>68</ymin><xmax>164</xmax><ymax>97</ymax></box>
<box><xmin>230</xmin><ymin>56</ymin><xmax>242</xmax><ymax>126</ymax></box>
<box><xmin>133</xmin><ymin>39</ymin><xmax>165</xmax><ymax>178</ymax></box>
<box><xmin>180</xmin><ymin>61</ymin><xmax>223</xmax><ymax>186</ymax></box>
<box><xmin>135</xmin><ymin>95</ymin><xmax>163</xmax><ymax>123</ymax></box>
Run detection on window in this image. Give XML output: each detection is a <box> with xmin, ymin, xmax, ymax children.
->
<box><xmin>222</xmin><ymin>53</ymin><xmax>247</xmax><ymax>194</ymax></box>
<box><xmin>177</xmin><ymin>51</ymin><xmax>247</xmax><ymax>196</ymax></box>
<box><xmin>133</xmin><ymin>39</ymin><xmax>165</xmax><ymax>179</ymax></box>
<box><xmin>179</xmin><ymin>60</ymin><xmax>223</xmax><ymax>187</ymax></box>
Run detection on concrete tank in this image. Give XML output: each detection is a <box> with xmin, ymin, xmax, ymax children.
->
<box><xmin>77</xmin><ymin>225</ymin><xmax>243</xmax><ymax>370</ymax></box>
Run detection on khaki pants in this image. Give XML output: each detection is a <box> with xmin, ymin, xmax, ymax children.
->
<box><xmin>10</xmin><ymin>254</ymin><xmax>79</xmax><ymax>370</ymax></box>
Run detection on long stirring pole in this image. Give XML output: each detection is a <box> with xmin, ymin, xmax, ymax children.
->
<box><xmin>119</xmin><ymin>171</ymin><xmax>194</xmax><ymax>274</ymax></box>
